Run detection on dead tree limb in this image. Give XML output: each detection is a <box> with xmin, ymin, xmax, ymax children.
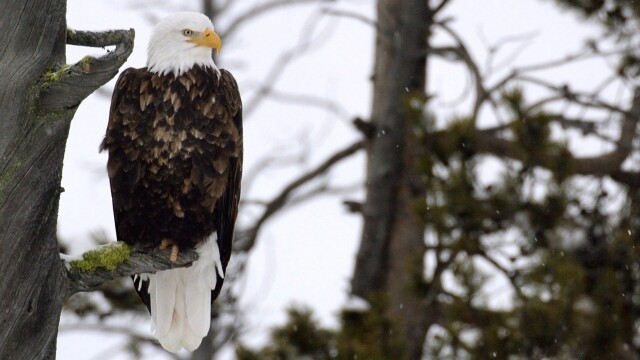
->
<box><xmin>38</xmin><ymin>29</ymin><xmax>134</xmax><ymax>112</ymax></box>
<box><xmin>64</xmin><ymin>244</ymin><xmax>198</xmax><ymax>295</ymax></box>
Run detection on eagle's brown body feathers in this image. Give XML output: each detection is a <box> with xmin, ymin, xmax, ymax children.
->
<box><xmin>101</xmin><ymin>65</ymin><xmax>242</xmax><ymax>305</ymax></box>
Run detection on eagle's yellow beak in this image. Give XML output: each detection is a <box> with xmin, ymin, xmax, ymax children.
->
<box><xmin>188</xmin><ymin>28</ymin><xmax>222</xmax><ymax>54</ymax></box>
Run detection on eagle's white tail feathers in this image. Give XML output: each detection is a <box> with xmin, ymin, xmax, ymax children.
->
<box><xmin>142</xmin><ymin>233</ymin><xmax>223</xmax><ymax>353</ymax></box>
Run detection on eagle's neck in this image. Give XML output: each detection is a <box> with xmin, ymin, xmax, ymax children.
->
<box><xmin>147</xmin><ymin>41</ymin><xmax>217</xmax><ymax>76</ymax></box>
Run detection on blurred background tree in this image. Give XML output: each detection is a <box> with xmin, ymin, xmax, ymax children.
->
<box><xmin>60</xmin><ymin>0</ymin><xmax>640</xmax><ymax>359</ymax></box>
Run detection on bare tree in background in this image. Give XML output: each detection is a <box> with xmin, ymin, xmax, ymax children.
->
<box><xmin>237</xmin><ymin>0</ymin><xmax>640</xmax><ymax>359</ymax></box>
<box><xmin>350</xmin><ymin>1</ymin><xmax>430</xmax><ymax>358</ymax></box>
<box><xmin>346</xmin><ymin>0</ymin><xmax>640</xmax><ymax>358</ymax></box>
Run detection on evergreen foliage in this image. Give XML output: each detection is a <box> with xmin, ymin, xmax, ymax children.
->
<box><xmin>238</xmin><ymin>0</ymin><xmax>640</xmax><ymax>357</ymax></box>
<box><xmin>236</xmin><ymin>306</ymin><xmax>337</xmax><ymax>360</ymax></box>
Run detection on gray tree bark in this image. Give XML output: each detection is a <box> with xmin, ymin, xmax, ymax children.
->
<box><xmin>0</xmin><ymin>1</ymin><xmax>135</xmax><ymax>358</ymax></box>
<box><xmin>0</xmin><ymin>2</ymin><xmax>71</xmax><ymax>358</ymax></box>
<box><xmin>351</xmin><ymin>0</ymin><xmax>431</xmax><ymax>358</ymax></box>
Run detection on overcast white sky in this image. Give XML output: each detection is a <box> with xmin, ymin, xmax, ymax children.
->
<box><xmin>57</xmin><ymin>1</ymin><xmax>615</xmax><ymax>358</ymax></box>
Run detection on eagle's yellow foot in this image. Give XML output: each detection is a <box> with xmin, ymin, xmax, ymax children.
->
<box><xmin>159</xmin><ymin>238</ymin><xmax>179</xmax><ymax>262</ymax></box>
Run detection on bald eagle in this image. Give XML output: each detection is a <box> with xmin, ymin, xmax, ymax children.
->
<box><xmin>100</xmin><ymin>12</ymin><xmax>242</xmax><ymax>352</ymax></box>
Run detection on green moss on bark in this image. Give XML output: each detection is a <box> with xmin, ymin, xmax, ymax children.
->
<box><xmin>70</xmin><ymin>242</ymin><xmax>131</xmax><ymax>272</ymax></box>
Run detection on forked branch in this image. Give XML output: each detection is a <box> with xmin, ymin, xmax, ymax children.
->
<box><xmin>37</xmin><ymin>29</ymin><xmax>135</xmax><ymax>112</ymax></box>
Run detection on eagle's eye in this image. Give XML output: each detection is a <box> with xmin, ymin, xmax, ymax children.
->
<box><xmin>182</xmin><ymin>29</ymin><xmax>194</xmax><ymax>36</ymax></box>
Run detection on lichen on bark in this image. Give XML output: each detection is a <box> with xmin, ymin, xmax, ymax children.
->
<box><xmin>70</xmin><ymin>242</ymin><xmax>132</xmax><ymax>272</ymax></box>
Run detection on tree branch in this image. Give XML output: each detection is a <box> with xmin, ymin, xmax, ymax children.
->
<box><xmin>242</xmin><ymin>13</ymin><xmax>329</xmax><ymax>118</ymax></box>
<box><xmin>432</xmin><ymin>0</ymin><xmax>452</xmax><ymax>16</ymax></box>
<box><xmin>321</xmin><ymin>8</ymin><xmax>376</xmax><ymax>27</ymax></box>
<box><xmin>266</xmin><ymin>88</ymin><xmax>351</xmax><ymax>120</ymax></box>
<box><xmin>517</xmin><ymin>75</ymin><xmax>635</xmax><ymax>117</ymax></box>
<box><xmin>482</xmin><ymin>114</ymin><xmax>600</xmax><ymax>136</ymax></box>
<box><xmin>37</xmin><ymin>29</ymin><xmax>135</xmax><ymax>112</ymax></box>
<box><xmin>234</xmin><ymin>140</ymin><xmax>364</xmax><ymax>252</ymax></box>
<box><xmin>474</xmin><ymin>94</ymin><xmax>638</xmax><ymax>177</ymax></box>
<box><xmin>64</xmin><ymin>243</ymin><xmax>198</xmax><ymax>295</ymax></box>
<box><xmin>221</xmin><ymin>0</ymin><xmax>336</xmax><ymax>40</ymax></box>
<box><xmin>581</xmin><ymin>86</ymin><xmax>640</xmax><ymax>171</ymax></box>
<box><xmin>435</xmin><ymin>22</ymin><xmax>489</xmax><ymax>121</ymax></box>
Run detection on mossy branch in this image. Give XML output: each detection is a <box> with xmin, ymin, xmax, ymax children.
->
<box><xmin>37</xmin><ymin>28</ymin><xmax>135</xmax><ymax>113</ymax></box>
<box><xmin>64</xmin><ymin>242</ymin><xmax>198</xmax><ymax>295</ymax></box>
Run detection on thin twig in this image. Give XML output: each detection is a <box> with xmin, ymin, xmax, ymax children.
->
<box><xmin>222</xmin><ymin>0</ymin><xmax>336</xmax><ymax>40</ymax></box>
<box><xmin>242</xmin><ymin>11</ymin><xmax>331</xmax><ymax>118</ymax></box>
<box><xmin>234</xmin><ymin>140</ymin><xmax>364</xmax><ymax>252</ymax></box>
<box><xmin>518</xmin><ymin>75</ymin><xmax>635</xmax><ymax>117</ymax></box>
<box><xmin>436</xmin><ymin>22</ymin><xmax>489</xmax><ymax>121</ymax></box>
<box><xmin>473</xmin><ymin>86</ymin><xmax>640</xmax><ymax>177</ymax></box>
<box><xmin>266</xmin><ymin>88</ymin><xmax>351</xmax><ymax>120</ymax></box>
<box><xmin>477</xmin><ymin>248</ymin><xmax>524</xmax><ymax>299</ymax></box>
<box><xmin>432</xmin><ymin>0</ymin><xmax>452</xmax><ymax>16</ymax></box>
<box><xmin>321</xmin><ymin>8</ymin><xmax>376</xmax><ymax>27</ymax></box>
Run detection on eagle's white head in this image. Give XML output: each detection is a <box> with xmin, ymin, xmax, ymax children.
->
<box><xmin>147</xmin><ymin>12</ymin><xmax>221</xmax><ymax>76</ymax></box>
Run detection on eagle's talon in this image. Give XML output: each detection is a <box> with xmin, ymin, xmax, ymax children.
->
<box><xmin>159</xmin><ymin>238</ymin><xmax>179</xmax><ymax>262</ymax></box>
<box><xmin>170</xmin><ymin>244</ymin><xmax>179</xmax><ymax>262</ymax></box>
<box><xmin>159</xmin><ymin>238</ymin><xmax>172</xmax><ymax>250</ymax></box>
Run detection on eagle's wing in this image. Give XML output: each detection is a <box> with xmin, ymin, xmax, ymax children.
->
<box><xmin>211</xmin><ymin>69</ymin><xmax>243</xmax><ymax>301</ymax></box>
<box><xmin>101</xmin><ymin>68</ymin><xmax>142</xmax><ymax>239</ymax></box>
<box><xmin>100</xmin><ymin>68</ymin><xmax>154</xmax><ymax>308</ymax></box>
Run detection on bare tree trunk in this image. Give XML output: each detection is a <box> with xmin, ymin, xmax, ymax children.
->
<box><xmin>351</xmin><ymin>0</ymin><xmax>431</xmax><ymax>358</ymax></box>
<box><xmin>0</xmin><ymin>2</ymin><xmax>69</xmax><ymax>358</ymax></box>
<box><xmin>0</xmin><ymin>2</ymin><xmax>134</xmax><ymax>358</ymax></box>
